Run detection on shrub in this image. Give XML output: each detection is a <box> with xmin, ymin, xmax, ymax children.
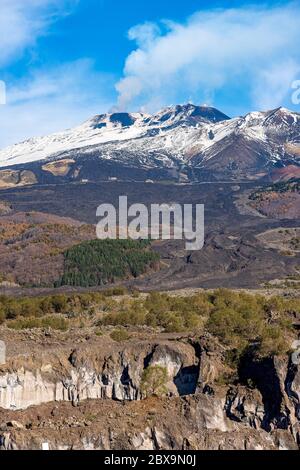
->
<box><xmin>41</xmin><ymin>315</ymin><xmax>68</xmax><ymax>331</ymax></box>
<box><xmin>51</xmin><ymin>295</ymin><xmax>68</xmax><ymax>313</ymax></box>
<box><xmin>131</xmin><ymin>290</ymin><xmax>140</xmax><ymax>298</ymax></box>
<box><xmin>206</xmin><ymin>289</ymin><xmax>292</xmax><ymax>358</ymax></box>
<box><xmin>110</xmin><ymin>329</ymin><xmax>131</xmax><ymax>342</ymax></box>
<box><xmin>258</xmin><ymin>325</ymin><xmax>288</xmax><ymax>357</ymax></box>
<box><xmin>0</xmin><ymin>289</ymin><xmax>298</xmax><ymax>357</ymax></box>
<box><xmin>7</xmin><ymin>315</ymin><xmax>68</xmax><ymax>331</ymax></box>
<box><xmin>0</xmin><ymin>308</ymin><xmax>5</xmax><ymax>325</ymax></box>
<box><xmin>8</xmin><ymin>317</ymin><xmax>41</xmax><ymax>330</ymax></box>
<box><xmin>103</xmin><ymin>286</ymin><xmax>128</xmax><ymax>297</ymax></box>
<box><xmin>140</xmin><ymin>366</ymin><xmax>169</xmax><ymax>397</ymax></box>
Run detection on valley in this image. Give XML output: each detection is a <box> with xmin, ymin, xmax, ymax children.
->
<box><xmin>0</xmin><ymin>178</ymin><xmax>298</xmax><ymax>293</ymax></box>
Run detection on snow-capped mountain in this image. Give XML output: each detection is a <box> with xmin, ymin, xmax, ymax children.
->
<box><xmin>0</xmin><ymin>104</ymin><xmax>299</xmax><ymax>183</ymax></box>
<box><xmin>0</xmin><ymin>104</ymin><xmax>230</xmax><ymax>167</ymax></box>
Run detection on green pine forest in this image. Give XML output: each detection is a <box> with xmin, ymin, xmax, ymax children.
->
<box><xmin>55</xmin><ymin>239</ymin><xmax>160</xmax><ymax>287</ymax></box>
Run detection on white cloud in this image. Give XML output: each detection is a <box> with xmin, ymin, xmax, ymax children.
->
<box><xmin>116</xmin><ymin>3</ymin><xmax>300</xmax><ymax>112</ymax></box>
<box><xmin>2</xmin><ymin>2</ymin><xmax>300</xmax><ymax>149</ymax></box>
<box><xmin>0</xmin><ymin>60</ymin><xmax>114</xmax><ymax>148</ymax></box>
<box><xmin>0</xmin><ymin>0</ymin><xmax>78</xmax><ymax>66</ymax></box>
<box><xmin>252</xmin><ymin>60</ymin><xmax>300</xmax><ymax>110</ymax></box>
<box><xmin>0</xmin><ymin>0</ymin><xmax>114</xmax><ymax>149</ymax></box>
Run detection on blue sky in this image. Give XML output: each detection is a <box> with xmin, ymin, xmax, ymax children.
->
<box><xmin>0</xmin><ymin>0</ymin><xmax>299</xmax><ymax>147</ymax></box>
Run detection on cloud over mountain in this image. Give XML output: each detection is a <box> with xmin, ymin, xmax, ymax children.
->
<box><xmin>116</xmin><ymin>3</ymin><xmax>300</xmax><ymax>112</ymax></box>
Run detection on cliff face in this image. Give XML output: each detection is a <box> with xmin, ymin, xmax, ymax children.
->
<box><xmin>0</xmin><ymin>341</ymin><xmax>199</xmax><ymax>409</ymax></box>
<box><xmin>0</xmin><ymin>334</ymin><xmax>300</xmax><ymax>450</ymax></box>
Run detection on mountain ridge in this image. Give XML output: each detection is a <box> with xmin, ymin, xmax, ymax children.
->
<box><xmin>0</xmin><ymin>104</ymin><xmax>299</xmax><ymax>183</ymax></box>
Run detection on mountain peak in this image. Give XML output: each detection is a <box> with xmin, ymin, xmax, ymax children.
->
<box><xmin>188</xmin><ymin>104</ymin><xmax>230</xmax><ymax>122</ymax></box>
<box><xmin>276</xmin><ymin>106</ymin><xmax>297</xmax><ymax>114</ymax></box>
<box><xmin>84</xmin><ymin>104</ymin><xmax>230</xmax><ymax>133</ymax></box>
<box><xmin>151</xmin><ymin>103</ymin><xmax>230</xmax><ymax>127</ymax></box>
<box><xmin>86</xmin><ymin>112</ymin><xmax>146</xmax><ymax>130</ymax></box>
<box><xmin>263</xmin><ymin>107</ymin><xmax>300</xmax><ymax>127</ymax></box>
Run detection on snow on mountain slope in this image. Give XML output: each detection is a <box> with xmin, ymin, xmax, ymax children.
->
<box><xmin>0</xmin><ymin>104</ymin><xmax>299</xmax><ymax>173</ymax></box>
<box><xmin>0</xmin><ymin>112</ymin><xmax>149</xmax><ymax>167</ymax></box>
<box><xmin>189</xmin><ymin>107</ymin><xmax>300</xmax><ymax>168</ymax></box>
<box><xmin>0</xmin><ymin>104</ymin><xmax>230</xmax><ymax>168</ymax></box>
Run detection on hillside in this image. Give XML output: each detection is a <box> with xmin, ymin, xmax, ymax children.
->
<box><xmin>249</xmin><ymin>179</ymin><xmax>300</xmax><ymax>219</ymax></box>
<box><xmin>0</xmin><ymin>211</ymin><xmax>95</xmax><ymax>287</ymax></box>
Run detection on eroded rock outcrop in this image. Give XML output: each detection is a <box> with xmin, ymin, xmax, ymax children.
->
<box><xmin>0</xmin><ymin>341</ymin><xmax>200</xmax><ymax>410</ymax></box>
<box><xmin>1</xmin><ymin>335</ymin><xmax>300</xmax><ymax>450</ymax></box>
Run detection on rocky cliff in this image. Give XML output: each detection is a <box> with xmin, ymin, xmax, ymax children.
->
<box><xmin>0</xmin><ymin>331</ymin><xmax>300</xmax><ymax>450</ymax></box>
<box><xmin>0</xmin><ymin>341</ymin><xmax>199</xmax><ymax>409</ymax></box>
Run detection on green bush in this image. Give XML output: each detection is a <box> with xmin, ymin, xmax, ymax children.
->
<box><xmin>0</xmin><ymin>307</ymin><xmax>5</xmax><ymax>325</ymax></box>
<box><xmin>0</xmin><ymin>292</ymin><xmax>110</xmax><ymax>321</ymax></box>
<box><xmin>206</xmin><ymin>289</ymin><xmax>292</xmax><ymax>358</ymax></box>
<box><xmin>141</xmin><ymin>366</ymin><xmax>169</xmax><ymax>397</ymax></box>
<box><xmin>103</xmin><ymin>286</ymin><xmax>128</xmax><ymax>297</ymax></box>
<box><xmin>258</xmin><ymin>325</ymin><xmax>288</xmax><ymax>357</ymax></box>
<box><xmin>110</xmin><ymin>329</ymin><xmax>131</xmax><ymax>342</ymax></box>
<box><xmin>7</xmin><ymin>315</ymin><xmax>68</xmax><ymax>331</ymax></box>
<box><xmin>0</xmin><ymin>288</ymin><xmax>298</xmax><ymax>363</ymax></box>
<box><xmin>100</xmin><ymin>291</ymin><xmax>210</xmax><ymax>332</ymax></box>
